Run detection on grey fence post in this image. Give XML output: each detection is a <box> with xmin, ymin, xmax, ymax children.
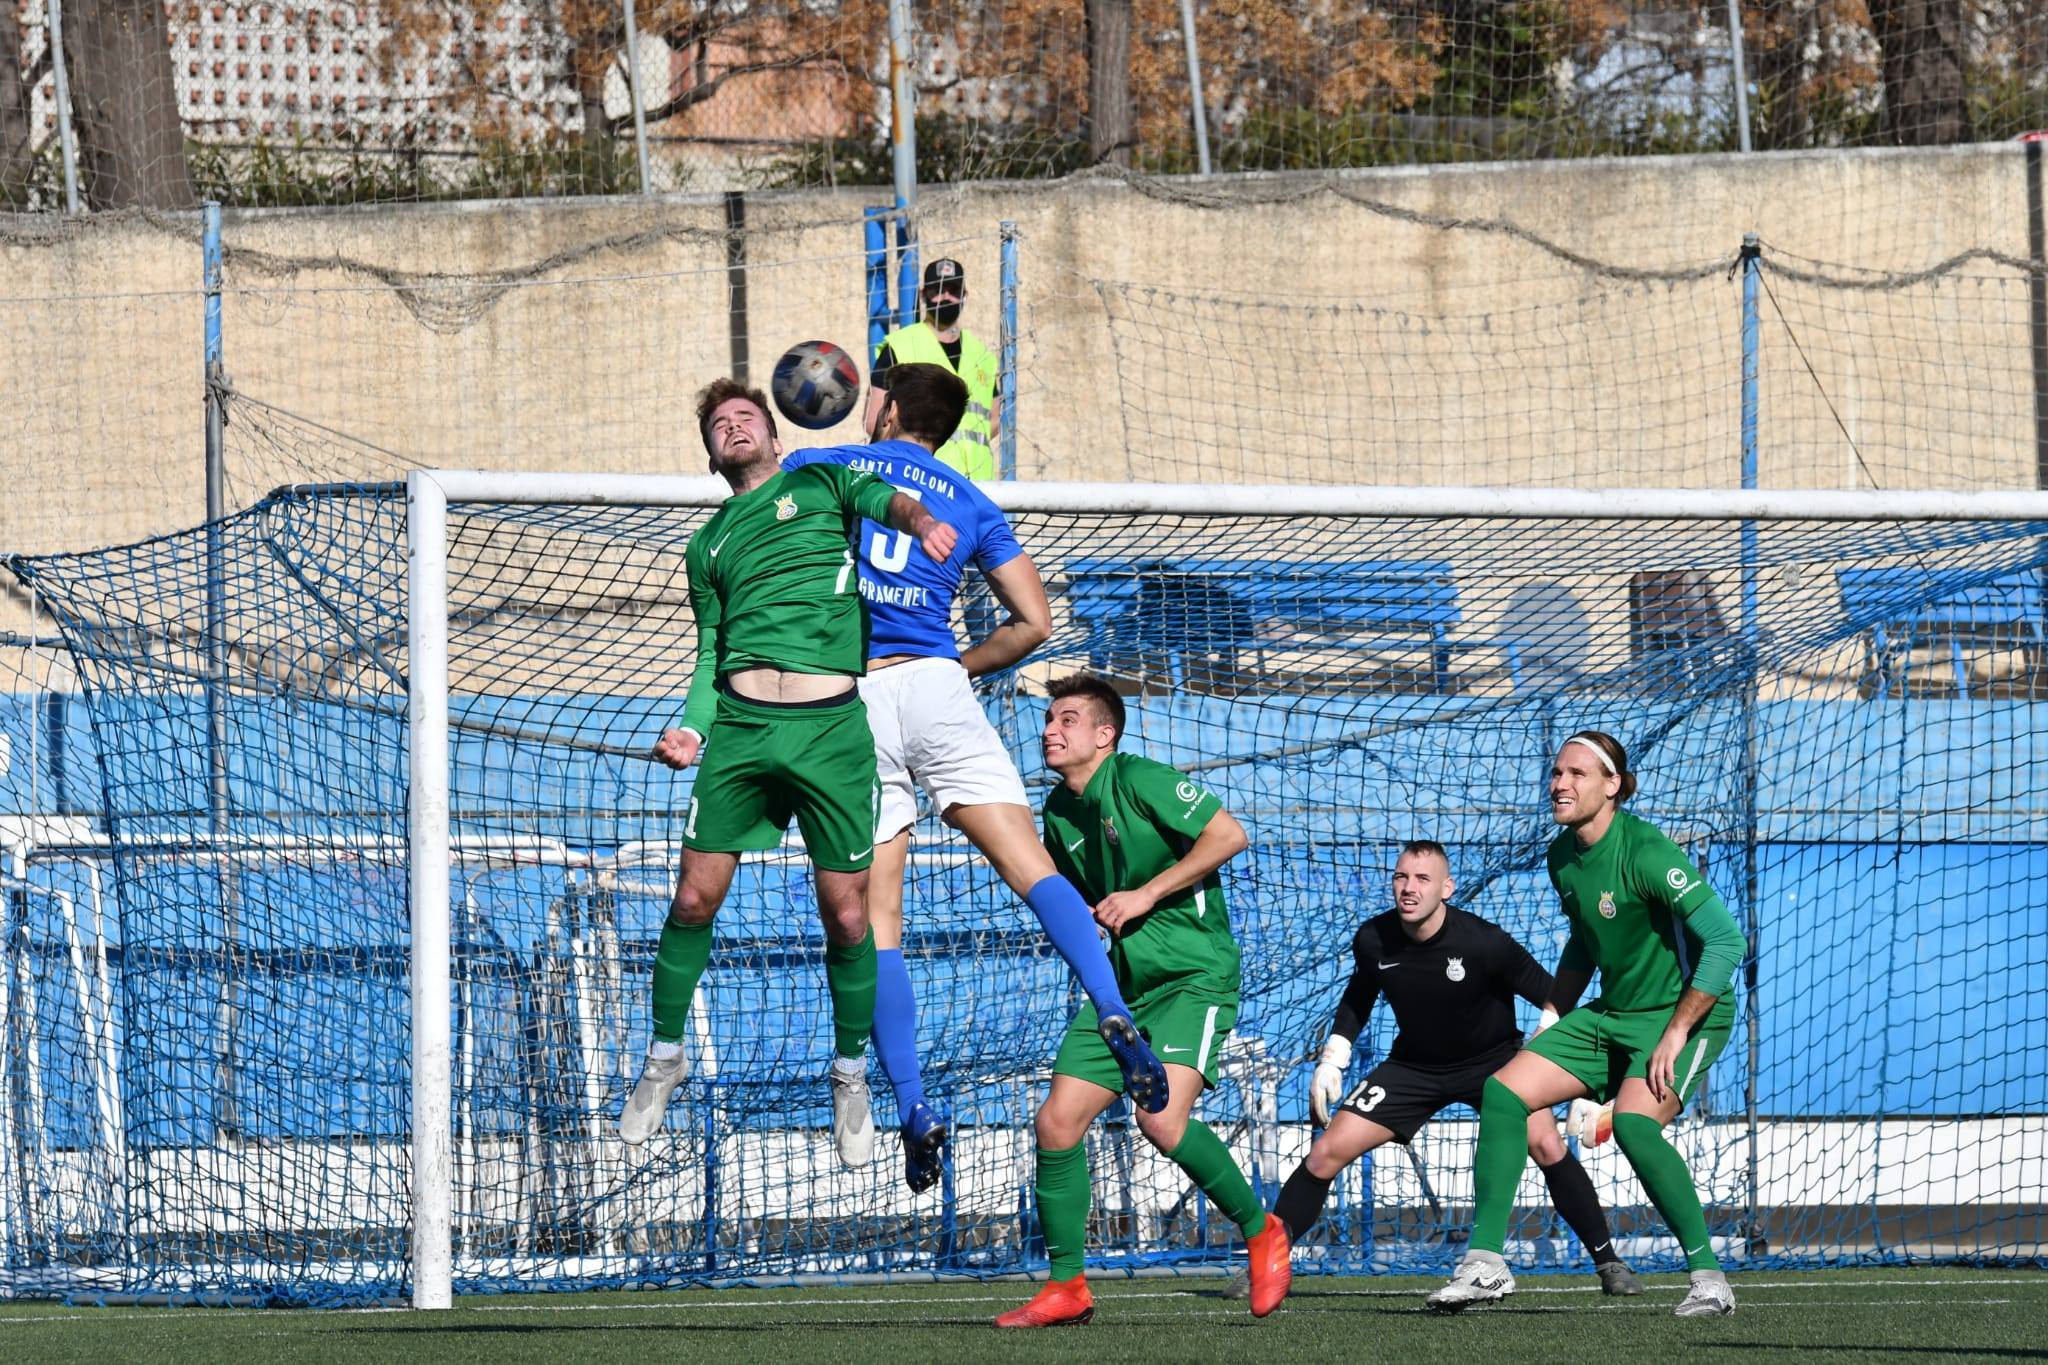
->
<box><xmin>1177</xmin><ymin>0</ymin><xmax>1211</xmax><ymax>175</ymax></box>
<box><xmin>43</xmin><ymin>0</ymin><xmax>80</xmax><ymax>211</ymax></box>
<box><xmin>1726</xmin><ymin>0</ymin><xmax>1754</xmax><ymax>153</ymax></box>
<box><xmin>618</xmin><ymin>0</ymin><xmax>654</xmax><ymax>192</ymax></box>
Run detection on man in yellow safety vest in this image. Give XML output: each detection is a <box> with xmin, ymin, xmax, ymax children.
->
<box><xmin>864</xmin><ymin>257</ymin><xmax>1001</xmax><ymax>481</ymax></box>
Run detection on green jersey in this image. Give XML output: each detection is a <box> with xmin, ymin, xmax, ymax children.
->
<box><xmin>677</xmin><ymin>463</ymin><xmax>899</xmax><ymax>735</ymax></box>
<box><xmin>1042</xmin><ymin>750</ymin><xmax>1240</xmax><ymax>1005</ymax></box>
<box><xmin>1548</xmin><ymin>809</ymin><xmax>1745</xmax><ymax>1022</ymax></box>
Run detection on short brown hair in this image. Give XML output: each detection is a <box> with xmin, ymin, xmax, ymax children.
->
<box><xmin>881</xmin><ymin>362</ymin><xmax>968</xmax><ymax>448</ymax></box>
<box><xmin>1046</xmin><ymin>673</ymin><xmax>1125</xmax><ymax>746</ymax></box>
<box><xmin>695</xmin><ymin>377</ymin><xmax>778</xmax><ymax>455</ymax></box>
<box><xmin>1399</xmin><ymin>838</ymin><xmax>1451</xmax><ymax>869</ymax></box>
<box><xmin>1563</xmin><ymin>729</ymin><xmax>1638</xmax><ymax>803</ymax></box>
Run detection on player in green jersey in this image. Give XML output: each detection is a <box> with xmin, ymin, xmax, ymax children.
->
<box><xmin>1428</xmin><ymin>730</ymin><xmax>1748</xmax><ymax>1318</ymax></box>
<box><xmin>994</xmin><ymin>674</ymin><xmax>1293</xmax><ymax>1328</ymax></box>
<box><xmin>619</xmin><ymin>377</ymin><xmax>958</xmax><ymax>1163</ymax></box>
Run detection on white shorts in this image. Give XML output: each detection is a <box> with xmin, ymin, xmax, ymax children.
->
<box><xmin>858</xmin><ymin>656</ymin><xmax>1030</xmax><ymax>842</ymax></box>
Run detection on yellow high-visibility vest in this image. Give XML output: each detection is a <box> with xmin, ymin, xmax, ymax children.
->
<box><xmin>881</xmin><ymin>322</ymin><xmax>998</xmax><ymax>481</ymax></box>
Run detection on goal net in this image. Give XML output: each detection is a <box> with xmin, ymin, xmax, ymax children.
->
<box><xmin>5</xmin><ymin>476</ymin><xmax>2044</xmax><ymax>1305</ymax></box>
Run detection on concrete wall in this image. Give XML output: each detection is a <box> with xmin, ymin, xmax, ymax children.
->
<box><xmin>1</xmin><ymin>143</ymin><xmax>2037</xmax><ymax>572</ymax></box>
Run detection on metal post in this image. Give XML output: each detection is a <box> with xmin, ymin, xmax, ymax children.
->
<box><xmin>1726</xmin><ymin>0</ymin><xmax>1754</xmax><ymax>154</ymax></box>
<box><xmin>999</xmin><ymin>222</ymin><xmax>1019</xmax><ymax>479</ymax></box>
<box><xmin>1176</xmin><ymin>0</ymin><xmax>1212</xmax><ymax>175</ymax></box>
<box><xmin>43</xmin><ymin>0</ymin><xmax>80</xmax><ymax>212</ymax></box>
<box><xmin>864</xmin><ymin>208</ymin><xmax>892</xmax><ymax>361</ymax></box>
<box><xmin>1738</xmin><ymin>231</ymin><xmax>1763</xmax><ymax>1254</ymax></box>
<box><xmin>888</xmin><ymin>0</ymin><xmax>917</xmax><ymax>230</ymax></box>
<box><xmin>406</xmin><ymin>470</ymin><xmax>454</xmax><ymax>1311</ymax></box>
<box><xmin>724</xmin><ymin>191</ymin><xmax>749</xmax><ymax>384</ymax></box>
<box><xmin>204</xmin><ymin>203</ymin><xmax>228</xmax><ymax>835</ymax></box>
<box><xmin>896</xmin><ymin>216</ymin><xmax>918</xmax><ymax>331</ymax></box>
<box><xmin>617</xmin><ymin>0</ymin><xmax>654</xmax><ymax>192</ymax></box>
<box><xmin>2027</xmin><ymin>138</ymin><xmax>2048</xmax><ymax>488</ymax></box>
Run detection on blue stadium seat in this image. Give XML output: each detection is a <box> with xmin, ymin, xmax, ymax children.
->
<box><xmin>1837</xmin><ymin>567</ymin><xmax>2045</xmax><ymax>698</ymax></box>
<box><xmin>1059</xmin><ymin>557</ymin><xmax>1518</xmax><ymax>693</ymax></box>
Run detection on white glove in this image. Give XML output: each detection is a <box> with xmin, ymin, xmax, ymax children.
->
<box><xmin>1309</xmin><ymin>1035</ymin><xmax>1352</xmax><ymax>1127</ymax></box>
<box><xmin>1534</xmin><ymin>1006</ymin><xmax>1560</xmax><ymax>1037</ymax></box>
<box><xmin>1566</xmin><ymin>1097</ymin><xmax>1614</xmax><ymax>1147</ymax></box>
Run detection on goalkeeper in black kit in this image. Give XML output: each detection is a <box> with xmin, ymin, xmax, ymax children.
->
<box><xmin>1236</xmin><ymin>840</ymin><xmax>1640</xmax><ymax>1294</ymax></box>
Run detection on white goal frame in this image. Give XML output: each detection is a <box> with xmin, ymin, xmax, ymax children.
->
<box><xmin>404</xmin><ymin>469</ymin><xmax>2048</xmax><ymax>1308</ymax></box>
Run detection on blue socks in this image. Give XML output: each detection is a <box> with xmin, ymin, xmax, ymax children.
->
<box><xmin>874</xmin><ymin>876</ymin><xmax>1130</xmax><ymax>1128</ymax></box>
<box><xmin>872</xmin><ymin>948</ymin><xmax>925</xmax><ymax>1126</ymax></box>
<box><xmin>1025</xmin><ymin>875</ymin><xmax>1134</xmax><ymax>1020</ymax></box>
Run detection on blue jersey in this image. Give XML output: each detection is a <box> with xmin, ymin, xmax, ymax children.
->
<box><xmin>782</xmin><ymin>440</ymin><xmax>1024</xmax><ymax>660</ymax></box>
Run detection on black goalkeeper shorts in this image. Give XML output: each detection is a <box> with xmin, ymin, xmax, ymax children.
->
<box><xmin>1335</xmin><ymin>1043</ymin><xmax>1519</xmax><ymax>1143</ymax></box>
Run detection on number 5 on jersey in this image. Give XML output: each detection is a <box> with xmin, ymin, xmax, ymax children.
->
<box><xmin>863</xmin><ymin>486</ymin><xmax>923</xmax><ymax>573</ymax></box>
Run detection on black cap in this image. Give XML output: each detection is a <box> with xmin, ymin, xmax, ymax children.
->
<box><xmin>922</xmin><ymin>258</ymin><xmax>966</xmax><ymax>291</ymax></box>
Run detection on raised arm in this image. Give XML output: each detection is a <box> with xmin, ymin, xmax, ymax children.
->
<box><xmin>959</xmin><ymin>552</ymin><xmax>1052</xmax><ymax>677</ymax></box>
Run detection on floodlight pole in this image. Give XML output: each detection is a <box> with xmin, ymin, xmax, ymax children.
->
<box><xmin>406</xmin><ymin>471</ymin><xmax>455</xmax><ymax>1311</ymax></box>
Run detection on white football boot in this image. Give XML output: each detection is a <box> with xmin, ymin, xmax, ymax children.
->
<box><xmin>619</xmin><ymin>1048</ymin><xmax>688</xmax><ymax>1147</ymax></box>
<box><xmin>1427</xmin><ymin>1250</ymin><xmax>1516</xmax><ymax>1311</ymax></box>
<box><xmin>1674</xmin><ymin>1268</ymin><xmax>1737</xmax><ymax>1317</ymax></box>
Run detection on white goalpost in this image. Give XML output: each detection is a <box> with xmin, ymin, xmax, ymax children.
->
<box><xmin>11</xmin><ymin>471</ymin><xmax>2048</xmax><ymax>1304</ymax></box>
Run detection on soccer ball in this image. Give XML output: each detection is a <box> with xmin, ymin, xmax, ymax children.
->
<box><xmin>770</xmin><ymin>339</ymin><xmax>862</xmax><ymax>430</ymax></box>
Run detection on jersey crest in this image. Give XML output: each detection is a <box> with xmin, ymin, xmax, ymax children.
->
<box><xmin>1103</xmin><ymin>819</ymin><xmax>1120</xmax><ymax>847</ymax></box>
<box><xmin>1598</xmin><ymin>890</ymin><xmax>1617</xmax><ymax>919</ymax></box>
<box><xmin>1445</xmin><ymin>956</ymin><xmax>1466</xmax><ymax>982</ymax></box>
<box><xmin>774</xmin><ymin>494</ymin><xmax>798</xmax><ymax>521</ymax></box>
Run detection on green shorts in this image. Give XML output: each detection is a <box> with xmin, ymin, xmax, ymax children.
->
<box><xmin>1525</xmin><ymin>1001</ymin><xmax>1733</xmax><ymax>1109</ymax></box>
<box><xmin>683</xmin><ymin>687</ymin><xmax>879</xmax><ymax>873</ymax></box>
<box><xmin>1053</xmin><ymin>992</ymin><xmax>1238</xmax><ymax>1093</ymax></box>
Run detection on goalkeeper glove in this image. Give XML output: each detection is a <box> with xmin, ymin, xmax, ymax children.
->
<box><xmin>1309</xmin><ymin>1035</ymin><xmax>1352</xmax><ymax>1127</ymax></box>
<box><xmin>1565</xmin><ymin>1097</ymin><xmax>1614</xmax><ymax>1147</ymax></box>
<box><xmin>1533</xmin><ymin>1006</ymin><xmax>1560</xmax><ymax>1037</ymax></box>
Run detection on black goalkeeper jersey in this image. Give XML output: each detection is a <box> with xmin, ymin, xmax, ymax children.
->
<box><xmin>1330</xmin><ymin>906</ymin><xmax>1552</xmax><ymax>1070</ymax></box>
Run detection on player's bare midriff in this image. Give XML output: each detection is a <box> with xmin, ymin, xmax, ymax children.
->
<box><xmin>725</xmin><ymin>666</ymin><xmax>857</xmax><ymax>703</ymax></box>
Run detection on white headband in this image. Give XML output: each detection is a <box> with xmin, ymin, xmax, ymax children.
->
<box><xmin>1562</xmin><ymin>734</ymin><xmax>1619</xmax><ymax>775</ymax></box>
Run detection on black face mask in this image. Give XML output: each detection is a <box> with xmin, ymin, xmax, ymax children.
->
<box><xmin>927</xmin><ymin>298</ymin><xmax>962</xmax><ymax>327</ymax></box>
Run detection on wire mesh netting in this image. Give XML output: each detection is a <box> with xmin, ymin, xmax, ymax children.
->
<box><xmin>4</xmin><ymin>483</ymin><xmax>2043</xmax><ymax>1302</ymax></box>
<box><xmin>7</xmin><ymin>1</ymin><xmax>2047</xmax><ymax>211</ymax></box>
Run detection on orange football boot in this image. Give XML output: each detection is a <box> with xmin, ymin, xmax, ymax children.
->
<box><xmin>1245</xmin><ymin>1216</ymin><xmax>1293</xmax><ymax>1318</ymax></box>
<box><xmin>994</xmin><ymin>1275</ymin><xmax>1095</xmax><ymax>1328</ymax></box>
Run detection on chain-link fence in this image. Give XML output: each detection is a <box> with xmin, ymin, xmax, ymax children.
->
<box><xmin>5</xmin><ymin>0</ymin><xmax>2046</xmax><ymax>211</ymax></box>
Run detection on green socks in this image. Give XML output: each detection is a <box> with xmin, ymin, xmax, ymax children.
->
<box><xmin>1035</xmin><ymin>1143</ymin><xmax>1090</xmax><ymax>1280</ymax></box>
<box><xmin>655</xmin><ymin>919</ymin><xmax>875</xmax><ymax>1060</ymax></box>
<box><xmin>824</xmin><ymin>928</ymin><xmax>878</xmax><ymax>1060</ymax></box>
<box><xmin>1470</xmin><ymin>1076</ymin><xmax>1533</xmax><ymax>1254</ymax></box>
<box><xmin>650</xmin><ymin>917</ymin><xmax>714</xmax><ymax>1043</ymax></box>
<box><xmin>1612</xmin><ymin>1111</ymin><xmax>1720</xmax><ymax>1270</ymax></box>
<box><xmin>1165</xmin><ymin>1121</ymin><xmax>1268</xmax><ymax>1239</ymax></box>
<box><xmin>1035</xmin><ymin>1122</ymin><xmax>1268</xmax><ymax>1280</ymax></box>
